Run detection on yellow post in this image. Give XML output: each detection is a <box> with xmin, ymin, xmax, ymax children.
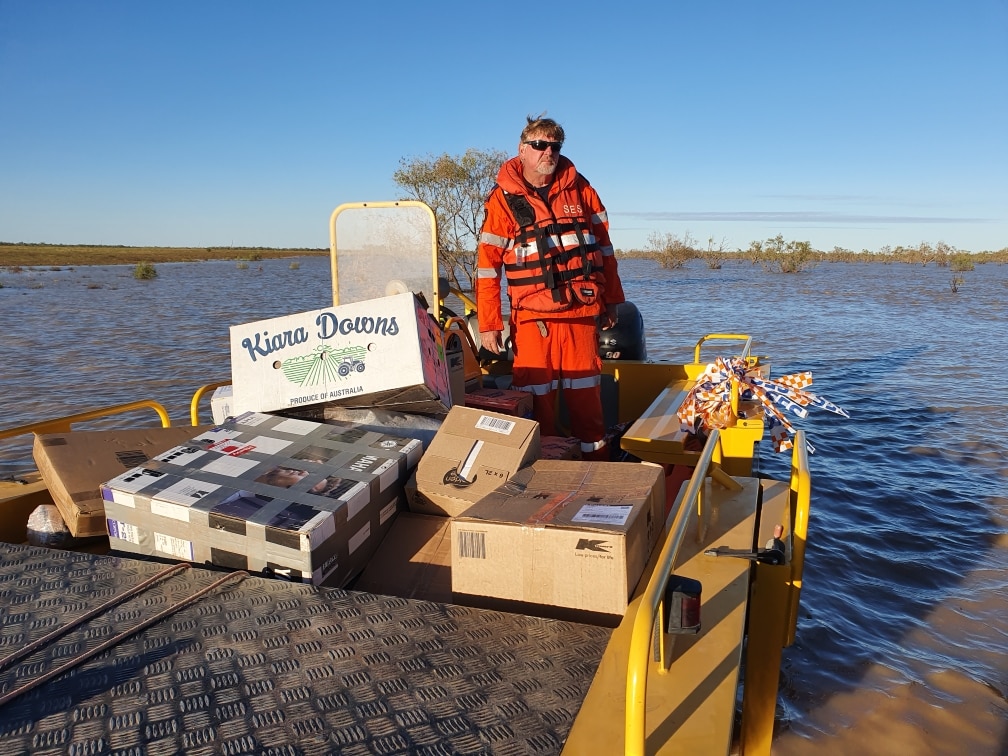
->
<box><xmin>739</xmin><ymin>432</ymin><xmax>811</xmax><ymax>754</ymax></box>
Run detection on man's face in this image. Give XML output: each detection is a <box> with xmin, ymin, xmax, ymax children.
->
<box><xmin>519</xmin><ymin>132</ymin><xmax>562</xmax><ymax>178</ymax></box>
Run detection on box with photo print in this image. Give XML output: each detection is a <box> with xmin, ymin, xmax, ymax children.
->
<box><xmin>99</xmin><ymin>411</ymin><xmax>422</xmax><ymax>586</ymax></box>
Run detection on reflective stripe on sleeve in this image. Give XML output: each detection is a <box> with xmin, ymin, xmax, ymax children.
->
<box><xmin>599</xmin><ymin>244</ymin><xmax>615</xmax><ymax>257</ymax></box>
<box><xmin>477</xmin><ymin>267</ymin><xmax>500</xmax><ymax>279</ymax></box>
<box><xmin>592</xmin><ymin>210</ymin><xmax>608</xmax><ymax>225</ymax></box>
<box><xmin>580</xmin><ymin>438</ymin><xmax>607</xmax><ymax>453</ymax></box>
<box><xmin>480</xmin><ymin>231</ymin><xmax>512</xmax><ymax>249</ymax></box>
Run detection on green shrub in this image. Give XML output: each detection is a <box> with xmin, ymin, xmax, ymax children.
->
<box><xmin>950</xmin><ymin>253</ymin><xmax>975</xmax><ymax>272</ymax></box>
<box><xmin>645</xmin><ymin>230</ymin><xmax>697</xmax><ymax>269</ymax></box>
<box><xmin>133</xmin><ymin>262</ymin><xmax>157</xmax><ymax>280</ymax></box>
<box><xmin>748</xmin><ymin>235</ymin><xmax>817</xmax><ymax>273</ymax></box>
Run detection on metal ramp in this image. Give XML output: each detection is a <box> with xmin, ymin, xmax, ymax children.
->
<box><xmin>0</xmin><ymin>542</ymin><xmax>611</xmax><ymax>755</ymax></box>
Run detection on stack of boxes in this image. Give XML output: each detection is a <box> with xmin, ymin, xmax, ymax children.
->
<box><xmin>378</xmin><ymin>402</ymin><xmax>666</xmax><ymax>619</ymax></box>
<box><xmin>33</xmin><ymin>289</ymin><xmax>666</xmax><ymax>620</ymax></box>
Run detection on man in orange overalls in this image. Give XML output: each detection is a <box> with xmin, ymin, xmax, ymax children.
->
<box><xmin>476</xmin><ymin>115</ymin><xmax>625</xmax><ymax>461</ymax></box>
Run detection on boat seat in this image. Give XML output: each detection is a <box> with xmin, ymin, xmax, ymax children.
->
<box><xmin>619</xmin><ymin>379</ymin><xmax>697</xmax><ymax>465</ymax></box>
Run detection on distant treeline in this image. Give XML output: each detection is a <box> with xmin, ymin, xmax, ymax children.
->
<box><xmin>619</xmin><ymin>234</ymin><xmax>1008</xmax><ymax>273</ymax></box>
<box><xmin>2</xmin><ymin>238</ymin><xmax>1006</xmax><ymax>273</ymax></box>
<box><xmin>0</xmin><ymin>242</ymin><xmax>328</xmax><ymax>267</ymax></box>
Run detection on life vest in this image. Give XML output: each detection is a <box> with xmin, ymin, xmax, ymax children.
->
<box><xmin>499</xmin><ymin>184</ymin><xmax>605</xmax><ymax>315</ymax></box>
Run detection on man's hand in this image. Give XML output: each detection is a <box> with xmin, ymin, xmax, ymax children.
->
<box><xmin>600</xmin><ymin>304</ymin><xmax>619</xmax><ymax>330</ymax></box>
<box><xmin>480</xmin><ymin>330</ymin><xmax>505</xmax><ymax>354</ymax></box>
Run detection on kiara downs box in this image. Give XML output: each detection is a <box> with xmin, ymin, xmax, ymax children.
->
<box><xmin>229</xmin><ymin>292</ymin><xmax>452</xmax><ymax>416</ymax></box>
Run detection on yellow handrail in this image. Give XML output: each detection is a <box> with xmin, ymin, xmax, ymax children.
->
<box><xmin>189</xmin><ymin>380</ymin><xmax>231</xmax><ymax>426</ymax></box>
<box><xmin>624</xmin><ymin>430</ymin><xmax>722</xmax><ymax>755</ymax></box>
<box><xmin>692</xmin><ymin>333</ymin><xmax>752</xmax><ymax>364</ymax></box>
<box><xmin>786</xmin><ymin>431</ymin><xmax>811</xmax><ymax>646</ymax></box>
<box><xmin>0</xmin><ymin>400</ymin><xmax>171</xmax><ymax>442</ymax></box>
<box><xmin>448</xmin><ymin>285</ymin><xmax>477</xmax><ymax>315</ymax></box>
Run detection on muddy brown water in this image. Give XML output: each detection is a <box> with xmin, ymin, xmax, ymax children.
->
<box><xmin>2</xmin><ymin>257</ymin><xmax>1006</xmax><ymax>752</ymax></box>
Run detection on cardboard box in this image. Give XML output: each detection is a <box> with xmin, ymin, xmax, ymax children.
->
<box><xmin>33</xmin><ymin>425</ymin><xmax>214</xmax><ymax>537</ymax></box>
<box><xmin>411</xmin><ymin>406</ymin><xmax>540</xmax><ymax>517</ymax></box>
<box><xmin>451</xmin><ymin>460</ymin><xmax>665</xmax><ymax>618</ymax></box>
<box><xmin>353</xmin><ymin>512</ymin><xmax>452</xmax><ymax>602</ymax></box>
<box><xmin>540</xmin><ymin>436</ymin><xmax>582</xmax><ymax>460</ymax></box>
<box><xmin>100</xmin><ymin>411</ymin><xmax>421</xmax><ymax>587</ymax></box>
<box><xmin>211</xmin><ymin>385</ymin><xmax>235</xmax><ymax>424</ymax></box>
<box><xmin>229</xmin><ymin>292</ymin><xmax>452</xmax><ymax>416</ymax></box>
<box><xmin>462</xmin><ymin>388</ymin><xmax>533</xmax><ymax>419</ymax></box>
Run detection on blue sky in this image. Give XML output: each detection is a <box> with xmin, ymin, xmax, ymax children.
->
<box><xmin>2</xmin><ymin>1</ymin><xmax>1005</xmax><ymax>253</ymax></box>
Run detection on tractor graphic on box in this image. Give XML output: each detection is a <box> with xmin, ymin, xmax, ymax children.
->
<box><xmin>281</xmin><ymin>344</ymin><xmax>367</xmax><ymax>386</ymax></box>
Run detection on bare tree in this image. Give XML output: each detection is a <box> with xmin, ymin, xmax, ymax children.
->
<box><xmin>703</xmin><ymin>236</ymin><xmax>727</xmax><ymax>269</ymax></box>
<box><xmin>393</xmin><ymin>148</ymin><xmax>507</xmax><ymax>292</ymax></box>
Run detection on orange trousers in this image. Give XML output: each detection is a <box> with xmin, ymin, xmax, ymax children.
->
<box><xmin>510</xmin><ymin>315</ymin><xmax>608</xmax><ymax>460</ymax></box>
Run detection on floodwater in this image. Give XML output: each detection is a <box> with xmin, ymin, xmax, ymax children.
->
<box><xmin>1</xmin><ymin>257</ymin><xmax>1006</xmax><ymax>753</ymax></box>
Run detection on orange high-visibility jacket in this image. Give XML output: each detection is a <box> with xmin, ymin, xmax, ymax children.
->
<box><xmin>476</xmin><ymin>155</ymin><xmax>625</xmax><ymax>333</ymax></box>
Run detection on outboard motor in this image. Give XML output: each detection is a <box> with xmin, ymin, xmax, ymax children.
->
<box><xmin>599</xmin><ymin>301</ymin><xmax>647</xmax><ymax>360</ymax></box>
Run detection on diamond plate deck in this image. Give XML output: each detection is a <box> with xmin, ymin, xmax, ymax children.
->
<box><xmin>0</xmin><ymin>542</ymin><xmax>612</xmax><ymax>755</ymax></box>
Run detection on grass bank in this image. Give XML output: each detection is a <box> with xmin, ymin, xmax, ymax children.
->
<box><xmin>0</xmin><ymin>243</ymin><xmax>328</xmax><ymax>268</ymax></box>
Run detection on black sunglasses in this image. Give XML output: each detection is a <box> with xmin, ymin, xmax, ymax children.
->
<box><xmin>523</xmin><ymin>139</ymin><xmax>562</xmax><ymax>152</ymax></box>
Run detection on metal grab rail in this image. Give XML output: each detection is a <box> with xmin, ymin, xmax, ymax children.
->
<box><xmin>692</xmin><ymin>333</ymin><xmax>752</xmax><ymax>364</ymax></box>
<box><xmin>190</xmin><ymin>380</ymin><xmax>230</xmax><ymax>426</ymax></box>
<box><xmin>0</xmin><ymin>399</ymin><xmax>171</xmax><ymax>442</ymax></box>
<box><xmin>624</xmin><ymin>430</ymin><xmax>722</xmax><ymax>755</ymax></box>
<box><xmin>442</xmin><ymin>316</ymin><xmax>481</xmax><ymax>360</ymax></box>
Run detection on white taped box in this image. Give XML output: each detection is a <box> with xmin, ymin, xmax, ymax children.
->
<box><xmin>210</xmin><ymin>385</ymin><xmax>234</xmax><ymax>424</ymax></box>
<box><xmin>100</xmin><ymin>411</ymin><xmax>420</xmax><ymax>586</ymax></box>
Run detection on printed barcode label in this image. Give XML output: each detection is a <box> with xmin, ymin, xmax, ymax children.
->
<box><xmin>475</xmin><ymin>414</ymin><xmax>515</xmax><ymax>435</ymax></box>
<box><xmin>571</xmin><ymin>504</ymin><xmax>634</xmax><ymax>527</ymax></box>
<box><xmin>458</xmin><ymin>530</ymin><xmax>486</xmax><ymax>559</ymax></box>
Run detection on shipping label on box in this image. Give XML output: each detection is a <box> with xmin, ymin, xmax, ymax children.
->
<box><xmin>229</xmin><ymin>292</ymin><xmax>452</xmax><ymax>416</ymax></box>
<box><xmin>412</xmin><ymin>406</ymin><xmax>540</xmax><ymax>517</ymax></box>
<box><xmin>32</xmin><ymin>425</ymin><xmax>213</xmax><ymax>538</ymax></box>
<box><xmin>462</xmin><ymin>388</ymin><xmax>533</xmax><ymax>419</ymax></box>
<box><xmin>451</xmin><ymin>460</ymin><xmax>665</xmax><ymax>617</ymax></box>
